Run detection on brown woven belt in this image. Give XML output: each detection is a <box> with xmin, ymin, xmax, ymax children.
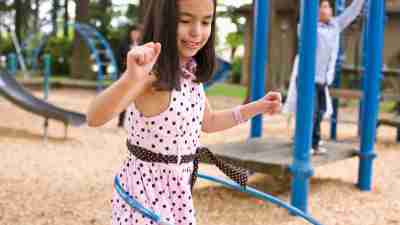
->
<box><xmin>126</xmin><ymin>140</ymin><xmax>248</xmax><ymax>189</ymax></box>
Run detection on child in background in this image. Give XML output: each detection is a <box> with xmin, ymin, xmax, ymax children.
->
<box><xmin>284</xmin><ymin>0</ymin><xmax>365</xmax><ymax>155</ymax></box>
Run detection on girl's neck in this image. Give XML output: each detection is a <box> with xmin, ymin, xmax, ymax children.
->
<box><xmin>180</xmin><ymin>57</ymin><xmax>191</xmax><ymax>67</ymax></box>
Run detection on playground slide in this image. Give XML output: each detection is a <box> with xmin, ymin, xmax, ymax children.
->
<box><xmin>204</xmin><ymin>58</ymin><xmax>232</xmax><ymax>89</ymax></box>
<box><xmin>0</xmin><ymin>70</ymin><xmax>86</xmax><ymax>126</ymax></box>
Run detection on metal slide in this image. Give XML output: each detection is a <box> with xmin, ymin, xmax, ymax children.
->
<box><xmin>0</xmin><ymin>70</ymin><xmax>86</xmax><ymax>127</ymax></box>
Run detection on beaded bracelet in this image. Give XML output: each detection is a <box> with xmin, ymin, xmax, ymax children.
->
<box><xmin>233</xmin><ymin>105</ymin><xmax>246</xmax><ymax>124</ymax></box>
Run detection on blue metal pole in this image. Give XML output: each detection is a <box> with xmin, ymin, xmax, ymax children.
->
<box><xmin>6</xmin><ymin>54</ymin><xmax>11</xmax><ymax>73</ymax></box>
<box><xmin>330</xmin><ymin>0</ymin><xmax>346</xmax><ymax>140</ymax></box>
<box><xmin>357</xmin><ymin>0</ymin><xmax>384</xmax><ymax>191</ymax></box>
<box><xmin>289</xmin><ymin>0</ymin><xmax>318</xmax><ymax>213</ymax></box>
<box><xmin>32</xmin><ymin>35</ymin><xmax>50</xmax><ymax>71</ymax></box>
<box><xmin>358</xmin><ymin>1</ymin><xmax>370</xmax><ymax>137</ymax></box>
<box><xmin>43</xmin><ymin>54</ymin><xmax>51</xmax><ymax>100</ymax></box>
<box><xmin>249</xmin><ymin>0</ymin><xmax>270</xmax><ymax>138</ymax></box>
<box><xmin>8</xmin><ymin>53</ymin><xmax>17</xmax><ymax>76</ymax></box>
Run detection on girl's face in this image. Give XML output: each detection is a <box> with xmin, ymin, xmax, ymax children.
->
<box><xmin>319</xmin><ymin>1</ymin><xmax>333</xmax><ymax>23</ymax></box>
<box><xmin>177</xmin><ymin>0</ymin><xmax>214</xmax><ymax>64</ymax></box>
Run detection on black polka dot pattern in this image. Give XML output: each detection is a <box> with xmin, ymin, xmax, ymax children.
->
<box><xmin>125</xmin><ymin>142</ymin><xmax>249</xmax><ymax>189</ymax></box>
<box><xmin>112</xmin><ymin>58</ymin><xmax>205</xmax><ymax>225</ymax></box>
<box><xmin>114</xmin><ymin>144</ymin><xmax>249</xmax><ymax>225</ymax></box>
<box><xmin>191</xmin><ymin>147</ymin><xmax>248</xmax><ymax>189</ymax></box>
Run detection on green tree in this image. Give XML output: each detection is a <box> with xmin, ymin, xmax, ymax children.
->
<box><xmin>218</xmin><ymin>6</ymin><xmax>245</xmax><ymax>60</ymax></box>
<box><xmin>125</xmin><ymin>3</ymin><xmax>140</xmax><ymax>25</ymax></box>
<box><xmin>63</xmin><ymin>0</ymin><xmax>70</xmax><ymax>37</ymax></box>
<box><xmin>52</xmin><ymin>0</ymin><xmax>60</xmax><ymax>34</ymax></box>
<box><xmin>70</xmin><ymin>0</ymin><xmax>92</xmax><ymax>79</ymax></box>
<box><xmin>226</xmin><ymin>32</ymin><xmax>243</xmax><ymax>61</ymax></box>
<box><xmin>89</xmin><ymin>0</ymin><xmax>113</xmax><ymax>36</ymax></box>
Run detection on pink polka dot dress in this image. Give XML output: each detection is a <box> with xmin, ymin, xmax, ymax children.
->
<box><xmin>111</xmin><ymin>59</ymin><xmax>205</xmax><ymax>225</ymax></box>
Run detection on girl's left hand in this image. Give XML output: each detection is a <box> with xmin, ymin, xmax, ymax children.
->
<box><xmin>258</xmin><ymin>92</ymin><xmax>282</xmax><ymax>115</ymax></box>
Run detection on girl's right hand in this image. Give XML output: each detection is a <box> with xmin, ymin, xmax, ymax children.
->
<box><xmin>124</xmin><ymin>42</ymin><xmax>162</xmax><ymax>86</ymax></box>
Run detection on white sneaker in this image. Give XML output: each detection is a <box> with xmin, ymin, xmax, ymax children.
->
<box><xmin>314</xmin><ymin>147</ymin><xmax>328</xmax><ymax>155</ymax></box>
<box><xmin>295</xmin><ymin>148</ymin><xmax>322</xmax><ymax>155</ymax></box>
<box><xmin>319</xmin><ymin>140</ymin><xmax>324</xmax><ymax>147</ymax></box>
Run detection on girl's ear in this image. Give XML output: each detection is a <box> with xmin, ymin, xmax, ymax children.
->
<box><xmin>154</xmin><ymin>43</ymin><xmax>162</xmax><ymax>58</ymax></box>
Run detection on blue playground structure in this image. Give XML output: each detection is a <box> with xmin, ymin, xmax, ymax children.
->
<box><xmin>330</xmin><ymin>0</ymin><xmax>347</xmax><ymax>141</ymax></box>
<box><xmin>329</xmin><ymin>1</ymin><xmax>400</xmax><ymax>143</ymax></box>
<box><xmin>69</xmin><ymin>23</ymin><xmax>119</xmax><ymax>91</ymax></box>
<box><xmin>0</xmin><ymin>54</ymin><xmax>86</xmax><ymax>139</ymax></box>
<box><xmin>0</xmin><ymin>23</ymin><xmax>90</xmax><ymax>138</ymax></box>
<box><xmin>204</xmin><ymin>58</ymin><xmax>232</xmax><ymax>89</ymax></box>
<box><xmin>251</xmin><ymin>0</ymin><xmax>385</xmax><ymax>212</ymax></box>
<box><xmin>18</xmin><ymin>23</ymin><xmax>118</xmax><ymax>91</ymax></box>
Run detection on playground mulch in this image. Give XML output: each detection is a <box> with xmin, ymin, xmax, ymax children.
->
<box><xmin>0</xmin><ymin>88</ymin><xmax>399</xmax><ymax>225</ymax></box>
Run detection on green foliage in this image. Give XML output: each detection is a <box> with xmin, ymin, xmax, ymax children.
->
<box><xmin>43</xmin><ymin>36</ymin><xmax>74</xmax><ymax>76</ymax></box>
<box><xmin>126</xmin><ymin>3</ymin><xmax>141</xmax><ymax>24</ymax></box>
<box><xmin>0</xmin><ymin>36</ymin><xmax>14</xmax><ymax>55</ymax></box>
<box><xmin>217</xmin><ymin>5</ymin><xmax>245</xmax><ymax>59</ymax></box>
<box><xmin>226</xmin><ymin>32</ymin><xmax>243</xmax><ymax>49</ymax></box>
<box><xmin>88</xmin><ymin>1</ymin><xmax>114</xmax><ymax>35</ymax></box>
<box><xmin>231</xmin><ymin>57</ymin><xmax>243</xmax><ymax>84</ymax></box>
<box><xmin>0</xmin><ymin>1</ymin><xmax>14</xmax><ymax>11</ymax></box>
<box><xmin>206</xmin><ymin>83</ymin><xmax>246</xmax><ymax>99</ymax></box>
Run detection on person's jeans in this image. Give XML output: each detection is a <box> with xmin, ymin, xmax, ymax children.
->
<box><xmin>312</xmin><ymin>84</ymin><xmax>327</xmax><ymax>150</ymax></box>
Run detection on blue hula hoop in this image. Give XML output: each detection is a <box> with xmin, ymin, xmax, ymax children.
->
<box><xmin>114</xmin><ymin>173</ymin><xmax>322</xmax><ymax>225</ymax></box>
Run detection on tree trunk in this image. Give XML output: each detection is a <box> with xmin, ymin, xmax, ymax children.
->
<box><xmin>34</xmin><ymin>0</ymin><xmax>40</xmax><ymax>32</ymax></box>
<box><xmin>99</xmin><ymin>0</ymin><xmax>111</xmax><ymax>36</ymax></box>
<box><xmin>230</xmin><ymin>47</ymin><xmax>237</xmax><ymax>62</ymax></box>
<box><xmin>63</xmin><ymin>0</ymin><xmax>69</xmax><ymax>37</ymax></box>
<box><xmin>70</xmin><ymin>0</ymin><xmax>93</xmax><ymax>79</ymax></box>
<box><xmin>52</xmin><ymin>0</ymin><xmax>60</xmax><ymax>34</ymax></box>
<box><xmin>14</xmin><ymin>0</ymin><xmax>23</xmax><ymax>40</ymax></box>
<box><xmin>23</xmin><ymin>0</ymin><xmax>32</xmax><ymax>32</ymax></box>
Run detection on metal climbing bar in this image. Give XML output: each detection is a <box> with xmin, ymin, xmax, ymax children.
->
<box><xmin>73</xmin><ymin>23</ymin><xmax>107</xmax><ymax>92</ymax></box>
<box><xmin>77</xmin><ymin>23</ymin><xmax>119</xmax><ymax>80</ymax></box>
<box><xmin>357</xmin><ymin>0</ymin><xmax>385</xmax><ymax>191</ymax></box>
<box><xmin>249</xmin><ymin>0</ymin><xmax>270</xmax><ymax>138</ymax></box>
<box><xmin>330</xmin><ymin>0</ymin><xmax>346</xmax><ymax>140</ymax></box>
<box><xmin>358</xmin><ymin>0</ymin><xmax>370</xmax><ymax>137</ymax></box>
<box><xmin>290</xmin><ymin>0</ymin><xmax>319</xmax><ymax>213</ymax></box>
<box><xmin>29</xmin><ymin>23</ymin><xmax>118</xmax><ymax>92</ymax></box>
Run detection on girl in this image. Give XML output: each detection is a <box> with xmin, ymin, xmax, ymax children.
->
<box><xmin>284</xmin><ymin>0</ymin><xmax>365</xmax><ymax>155</ymax></box>
<box><xmin>87</xmin><ymin>0</ymin><xmax>282</xmax><ymax>224</ymax></box>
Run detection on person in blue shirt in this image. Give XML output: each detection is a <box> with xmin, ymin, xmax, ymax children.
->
<box><xmin>284</xmin><ymin>0</ymin><xmax>365</xmax><ymax>155</ymax></box>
